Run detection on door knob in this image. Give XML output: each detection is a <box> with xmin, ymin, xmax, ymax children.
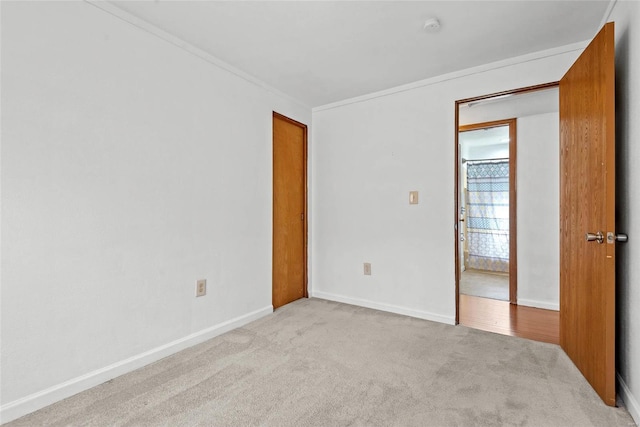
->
<box><xmin>585</xmin><ymin>231</ymin><xmax>604</xmax><ymax>244</ymax></box>
<box><xmin>607</xmin><ymin>232</ymin><xmax>628</xmax><ymax>243</ymax></box>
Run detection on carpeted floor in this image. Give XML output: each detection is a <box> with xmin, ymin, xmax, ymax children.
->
<box><xmin>6</xmin><ymin>298</ymin><xmax>636</xmax><ymax>426</ymax></box>
<box><xmin>460</xmin><ymin>269</ymin><xmax>510</xmax><ymax>301</ymax></box>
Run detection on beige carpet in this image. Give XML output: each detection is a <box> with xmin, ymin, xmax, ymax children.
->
<box><xmin>6</xmin><ymin>298</ymin><xmax>635</xmax><ymax>427</ymax></box>
<box><xmin>460</xmin><ymin>269</ymin><xmax>510</xmax><ymax>301</ymax></box>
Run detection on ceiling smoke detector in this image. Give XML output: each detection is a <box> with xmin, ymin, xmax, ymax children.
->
<box><xmin>423</xmin><ymin>18</ymin><xmax>441</xmax><ymax>33</ymax></box>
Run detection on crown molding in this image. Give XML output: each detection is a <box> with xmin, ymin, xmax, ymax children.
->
<box><xmin>313</xmin><ymin>40</ymin><xmax>588</xmax><ymax>113</ymax></box>
<box><xmin>85</xmin><ymin>0</ymin><xmax>310</xmax><ymax>110</ymax></box>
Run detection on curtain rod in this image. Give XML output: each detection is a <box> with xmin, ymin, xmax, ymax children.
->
<box><xmin>462</xmin><ymin>157</ymin><xmax>509</xmax><ymax>164</ymax></box>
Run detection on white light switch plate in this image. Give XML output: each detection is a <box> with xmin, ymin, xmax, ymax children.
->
<box><xmin>409</xmin><ymin>191</ymin><xmax>419</xmax><ymax>204</ymax></box>
<box><xmin>196</xmin><ymin>279</ymin><xmax>207</xmax><ymax>297</ymax></box>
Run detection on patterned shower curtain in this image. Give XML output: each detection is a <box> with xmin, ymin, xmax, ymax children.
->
<box><xmin>466</xmin><ymin>160</ymin><xmax>509</xmax><ymax>273</ymax></box>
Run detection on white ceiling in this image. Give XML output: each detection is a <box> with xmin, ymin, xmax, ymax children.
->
<box><xmin>110</xmin><ymin>1</ymin><xmax>610</xmax><ymax>107</ymax></box>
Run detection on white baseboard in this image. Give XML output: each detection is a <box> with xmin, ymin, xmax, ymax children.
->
<box><xmin>311</xmin><ymin>291</ymin><xmax>455</xmax><ymax>325</ymax></box>
<box><xmin>517</xmin><ymin>298</ymin><xmax>559</xmax><ymax>311</ymax></box>
<box><xmin>0</xmin><ymin>306</ymin><xmax>273</xmax><ymax>424</ymax></box>
<box><xmin>618</xmin><ymin>373</ymin><xmax>640</xmax><ymax>425</ymax></box>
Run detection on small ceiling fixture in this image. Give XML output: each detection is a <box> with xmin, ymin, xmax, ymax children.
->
<box><xmin>423</xmin><ymin>18</ymin><xmax>441</xmax><ymax>33</ymax></box>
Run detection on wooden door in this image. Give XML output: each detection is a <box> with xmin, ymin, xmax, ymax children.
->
<box><xmin>559</xmin><ymin>22</ymin><xmax>616</xmax><ymax>406</ymax></box>
<box><xmin>272</xmin><ymin>112</ymin><xmax>307</xmax><ymax>309</ymax></box>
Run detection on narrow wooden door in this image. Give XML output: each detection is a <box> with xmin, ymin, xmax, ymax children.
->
<box><xmin>559</xmin><ymin>22</ymin><xmax>616</xmax><ymax>406</ymax></box>
<box><xmin>272</xmin><ymin>112</ymin><xmax>307</xmax><ymax>309</ymax></box>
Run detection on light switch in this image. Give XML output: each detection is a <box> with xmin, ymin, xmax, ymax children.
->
<box><xmin>364</xmin><ymin>263</ymin><xmax>372</xmax><ymax>276</ymax></box>
<box><xmin>196</xmin><ymin>279</ymin><xmax>207</xmax><ymax>297</ymax></box>
<box><xmin>409</xmin><ymin>191</ymin><xmax>419</xmax><ymax>205</ymax></box>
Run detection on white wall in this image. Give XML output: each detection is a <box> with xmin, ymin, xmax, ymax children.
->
<box><xmin>462</xmin><ymin>143</ymin><xmax>509</xmax><ymax>161</ymax></box>
<box><xmin>0</xmin><ymin>1</ymin><xmax>310</xmax><ymax>422</ymax></box>
<box><xmin>516</xmin><ymin>112</ymin><xmax>559</xmax><ymax>310</ymax></box>
<box><xmin>311</xmin><ymin>47</ymin><xmax>581</xmax><ymax>324</ymax></box>
<box><xmin>608</xmin><ymin>1</ymin><xmax>640</xmax><ymax>424</ymax></box>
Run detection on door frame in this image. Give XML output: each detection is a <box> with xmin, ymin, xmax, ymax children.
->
<box><xmin>454</xmin><ymin>82</ymin><xmax>558</xmax><ymax>323</ymax></box>
<box><xmin>272</xmin><ymin>111</ymin><xmax>309</xmax><ymax>308</ymax></box>
<box><xmin>458</xmin><ymin>118</ymin><xmax>517</xmax><ymax>303</ymax></box>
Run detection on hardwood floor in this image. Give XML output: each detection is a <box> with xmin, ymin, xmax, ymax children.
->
<box><xmin>459</xmin><ymin>294</ymin><xmax>559</xmax><ymax>345</ymax></box>
<box><xmin>460</xmin><ymin>269</ymin><xmax>509</xmax><ymax>301</ymax></box>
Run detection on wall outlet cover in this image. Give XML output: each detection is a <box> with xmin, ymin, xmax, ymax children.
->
<box><xmin>364</xmin><ymin>263</ymin><xmax>372</xmax><ymax>276</ymax></box>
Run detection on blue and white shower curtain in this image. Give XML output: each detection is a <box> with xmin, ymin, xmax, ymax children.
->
<box><xmin>466</xmin><ymin>160</ymin><xmax>509</xmax><ymax>273</ymax></box>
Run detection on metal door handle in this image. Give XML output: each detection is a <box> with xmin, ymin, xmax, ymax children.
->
<box><xmin>607</xmin><ymin>232</ymin><xmax>628</xmax><ymax>243</ymax></box>
<box><xmin>585</xmin><ymin>232</ymin><xmax>604</xmax><ymax>244</ymax></box>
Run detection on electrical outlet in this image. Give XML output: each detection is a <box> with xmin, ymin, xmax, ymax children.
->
<box><xmin>196</xmin><ymin>279</ymin><xmax>206</xmax><ymax>297</ymax></box>
<box><xmin>364</xmin><ymin>263</ymin><xmax>372</xmax><ymax>276</ymax></box>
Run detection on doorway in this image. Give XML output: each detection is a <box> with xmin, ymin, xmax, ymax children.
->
<box><xmin>454</xmin><ymin>83</ymin><xmax>560</xmax><ymax>339</ymax></box>
<box><xmin>458</xmin><ymin>119</ymin><xmax>516</xmax><ymax>303</ymax></box>
<box><xmin>272</xmin><ymin>112</ymin><xmax>308</xmax><ymax>309</ymax></box>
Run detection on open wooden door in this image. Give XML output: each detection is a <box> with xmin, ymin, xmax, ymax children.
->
<box><xmin>559</xmin><ymin>22</ymin><xmax>619</xmax><ymax>406</ymax></box>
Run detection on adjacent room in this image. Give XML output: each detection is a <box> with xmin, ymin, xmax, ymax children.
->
<box><xmin>2</xmin><ymin>1</ymin><xmax>639</xmax><ymax>426</ymax></box>
<box><xmin>459</xmin><ymin>123</ymin><xmax>512</xmax><ymax>302</ymax></box>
